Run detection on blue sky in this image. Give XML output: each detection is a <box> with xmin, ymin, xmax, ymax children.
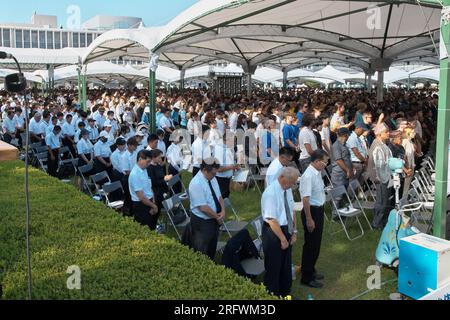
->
<box><xmin>0</xmin><ymin>0</ymin><xmax>198</xmax><ymax>27</ymax></box>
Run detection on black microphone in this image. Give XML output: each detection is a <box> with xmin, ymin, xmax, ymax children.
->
<box><xmin>0</xmin><ymin>51</ymin><xmax>13</xmax><ymax>59</ymax></box>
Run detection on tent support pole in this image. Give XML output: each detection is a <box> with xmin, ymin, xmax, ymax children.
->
<box><xmin>149</xmin><ymin>69</ymin><xmax>156</xmax><ymax>133</ymax></box>
<box><xmin>433</xmin><ymin>2</ymin><xmax>450</xmax><ymax>239</ymax></box>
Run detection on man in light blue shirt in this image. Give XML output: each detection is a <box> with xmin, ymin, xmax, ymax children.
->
<box><xmin>299</xmin><ymin>149</ymin><xmax>329</xmax><ymax>289</ymax></box>
<box><xmin>45</xmin><ymin>125</ymin><xmax>62</xmax><ymax>177</ymax></box>
<box><xmin>129</xmin><ymin>150</ymin><xmax>159</xmax><ymax>230</ymax></box>
<box><xmin>188</xmin><ymin>159</ymin><xmax>225</xmax><ymax>260</ymax></box>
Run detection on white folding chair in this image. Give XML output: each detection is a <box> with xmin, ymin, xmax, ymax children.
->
<box><xmin>58</xmin><ymin>146</ymin><xmax>78</xmax><ymax>174</ymax></box>
<box><xmin>166</xmin><ymin>174</ymin><xmax>189</xmax><ymax>200</ymax></box>
<box><xmin>90</xmin><ymin>171</ymin><xmax>111</xmax><ymax>196</ymax></box>
<box><xmin>328</xmin><ymin>186</ymin><xmax>369</xmax><ymax>241</ymax></box>
<box><xmin>162</xmin><ymin>194</ymin><xmax>191</xmax><ymax>241</ymax></box>
<box><xmin>36</xmin><ymin>152</ymin><xmax>48</xmax><ymax>172</ymax></box>
<box><xmin>78</xmin><ymin>162</ymin><xmax>95</xmax><ymax>196</ymax></box>
<box><xmin>348</xmin><ymin>179</ymin><xmax>375</xmax><ymax>212</ymax></box>
<box><xmin>102</xmin><ymin>181</ymin><xmax>125</xmax><ymax>210</ymax></box>
<box><xmin>219</xmin><ymin>198</ymin><xmax>248</xmax><ymax>233</ymax></box>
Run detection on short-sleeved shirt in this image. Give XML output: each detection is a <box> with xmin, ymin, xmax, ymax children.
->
<box><xmin>29</xmin><ymin>118</ymin><xmax>44</xmax><ymax>135</ymax></box>
<box><xmin>121</xmin><ymin>149</ymin><xmax>138</xmax><ymax>173</ymax></box>
<box><xmin>189</xmin><ymin>173</ymin><xmax>222</xmax><ymax>220</ymax></box>
<box><xmin>262</xmin><ymin>180</ymin><xmax>294</xmax><ymax>226</ymax></box>
<box><xmin>94</xmin><ymin>140</ymin><xmax>112</xmax><ymax>158</ymax></box>
<box><xmin>331</xmin><ymin>140</ymin><xmax>352</xmax><ymax>176</ymax></box>
<box><xmin>87</xmin><ymin>126</ymin><xmax>99</xmax><ymax>141</ymax></box>
<box><xmin>265</xmin><ymin>158</ymin><xmax>284</xmax><ymax>187</ymax></box>
<box><xmin>330</xmin><ymin>113</ymin><xmax>345</xmax><ymax>132</ymax></box>
<box><xmin>129</xmin><ymin>164</ymin><xmax>154</xmax><ymax>202</ymax></box>
<box><xmin>111</xmin><ymin>149</ymin><xmax>126</xmax><ymax>173</ymax></box>
<box><xmin>77</xmin><ymin>138</ymin><xmax>94</xmax><ymax>155</ymax></box>
<box><xmin>298</xmin><ymin>127</ymin><xmax>317</xmax><ymax>160</ymax></box>
<box><xmin>260</xmin><ymin>130</ymin><xmax>278</xmax><ymax>165</ymax></box>
<box><xmin>300</xmin><ymin>165</ymin><xmax>326</xmax><ymax>206</ymax></box>
<box><xmin>159</xmin><ymin>116</ymin><xmax>173</xmax><ymax>130</ymax></box>
<box><xmin>39</xmin><ymin>120</ymin><xmax>50</xmax><ymax>137</ymax></box>
<box><xmin>61</xmin><ymin>122</ymin><xmax>76</xmax><ymax>137</ymax></box>
<box><xmin>157</xmin><ymin>140</ymin><xmax>166</xmax><ymax>156</ymax></box>
<box><xmin>93</xmin><ymin>113</ymin><xmax>106</xmax><ymax>129</ymax></box>
<box><xmin>45</xmin><ymin>132</ymin><xmax>61</xmax><ymax>150</ymax></box>
<box><xmin>282</xmin><ymin>124</ymin><xmax>296</xmax><ymax>148</ymax></box>
<box><xmin>320</xmin><ymin>127</ymin><xmax>331</xmax><ymax>150</ymax></box>
<box><xmin>192</xmin><ymin>138</ymin><xmax>212</xmax><ymax>168</ymax></box>
<box><xmin>2</xmin><ymin>117</ymin><xmax>16</xmax><ymax>134</ymax></box>
<box><xmin>346</xmin><ymin>131</ymin><xmax>367</xmax><ymax>162</ymax></box>
<box><xmin>214</xmin><ymin>143</ymin><xmax>234</xmax><ymax>178</ymax></box>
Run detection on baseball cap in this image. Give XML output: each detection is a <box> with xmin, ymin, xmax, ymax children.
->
<box><xmin>99</xmin><ymin>132</ymin><xmax>109</xmax><ymax>139</ymax></box>
<box><xmin>337</xmin><ymin>127</ymin><xmax>350</xmax><ymax>136</ymax></box>
<box><xmin>135</xmin><ymin>131</ymin><xmax>145</xmax><ymax>137</ymax></box>
<box><xmin>116</xmin><ymin>137</ymin><xmax>127</xmax><ymax>146</ymax></box>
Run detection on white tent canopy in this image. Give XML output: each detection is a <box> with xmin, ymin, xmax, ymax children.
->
<box><xmin>0</xmin><ymin>47</ymin><xmax>85</xmax><ymax>71</ymax></box>
<box><xmin>34</xmin><ymin>61</ymin><xmax>149</xmax><ymax>85</ymax></box>
<box><xmin>0</xmin><ymin>68</ymin><xmax>43</xmax><ymax>84</ymax></box>
<box><xmin>82</xmin><ymin>0</ymin><xmax>442</xmax><ymax>75</ymax></box>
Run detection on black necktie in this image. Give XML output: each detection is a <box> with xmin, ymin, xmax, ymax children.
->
<box><xmin>208</xmin><ymin>180</ymin><xmax>222</xmax><ymax>213</ymax></box>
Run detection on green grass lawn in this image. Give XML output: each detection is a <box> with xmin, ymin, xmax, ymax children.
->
<box><xmin>179</xmin><ymin>173</ymin><xmax>398</xmax><ymax>300</ymax></box>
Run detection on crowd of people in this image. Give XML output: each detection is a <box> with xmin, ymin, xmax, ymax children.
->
<box><xmin>0</xmin><ymin>85</ymin><xmax>438</xmax><ymax>298</ymax></box>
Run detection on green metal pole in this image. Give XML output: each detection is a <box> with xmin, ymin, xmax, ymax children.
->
<box><xmin>433</xmin><ymin>2</ymin><xmax>450</xmax><ymax>239</ymax></box>
<box><xmin>82</xmin><ymin>73</ymin><xmax>87</xmax><ymax>112</ymax></box>
<box><xmin>149</xmin><ymin>69</ymin><xmax>156</xmax><ymax>133</ymax></box>
<box><xmin>77</xmin><ymin>67</ymin><xmax>82</xmax><ymax>109</ymax></box>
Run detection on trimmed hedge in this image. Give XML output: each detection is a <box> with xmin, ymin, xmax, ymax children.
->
<box><xmin>0</xmin><ymin>161</ymin><xmax>273</xmax><ymax>300</ymax></box>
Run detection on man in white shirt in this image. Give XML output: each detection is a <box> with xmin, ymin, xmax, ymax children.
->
<box><xmin>261</xmin><ymin>167</ymin><xmax>300</xmax><ymax>297</ymax></box>
<box><xmin>188</xmin><ymin>159</ymin><xmax>224</xmax><ymax>260</ymax></box>
<box><xmin>214</xmin><ymin>136</ymin><xmax>240</xmax><ymax>199</ymax></box>
<box><xmin>99</xmin><ymin>124</ymin><xmax>115</xmax><ymax>147</ymax></box>
<box><xmin>299</xmin><ymin>149</ymin><xmax>329</xmax><ymax>288</ymax></box>
<box><xmin>265</xmin><ymin>147</ymin><xmax>295</xmax><ymax>187</ymax></box>
<box><xmin>104</xmin><ymin>111</ymin><xmax>119</xmax><ymax>136</ymax></box>
<box><xmin>129</xmin><ymin>149</ymin><xmax>159</xmax><ymax>230</ymax></box>
<box><xmin>61</xmin><ymin>114</ymin><xmax>76</xmax><ymax>156</ymax></box>
<box><xmin>191</xmin><ymin>127</ymin><xmax>212</xmax><ymax>177</ymax></box>
<box><xmin>87</xmin><ymin>118</ymin><xmax>99</xmax><ymax>142</ymax></box>
<box><xmin>121</xmin><ymin>137</ymin><xmax>140</xmax><ymax>176</ymax></box>
<box><xmin>120</xmin><ymin>137</ymin><xmax>139</xmax><ymax>212</ymax></box>
<box><xmin>298</xmin><ymin>114</ymin><xmax>318</xmax><ymax>173</ymax></box>
<box><xmin>111</xmin><ymin>137</ymin><xmax>127</xmax><ymax>180</ymax></box>
<box><xmin>45</xmin><ymin>125</ymin><xmax>62</xmax><ymax>177</ymax></box>
<box><xmin>228</xmin><ymin>105</ymin><xmax>241</xmax><ymax>133</ymax></box>
<box><xmin>159</xmin><ymin>108</ymin><xmax>175</xmax><ymax>147</ymax></box>
<box><xmin>94</xmin><ymin>131</ymin><xmax>113</xmax><ymax>175</ymax></box>
<box><xmin>93</xmin><ymin>107</ymin><xmax>107</xmax><ymax>130</ymax></box>
<box><xmin>187</xmin><ymin>112</ymin><xmax>201</xmax><ymax>144</ymax></box>
<box><xmin>1</xmin><ymin>110</ymin><xmax>18</xmax><ymax>144</ymax></box>
<box><xmin>29</xmin><ymin>112</ymin><xmax>44</xmax><ymax>143</ymax></box>
<box><xmin>39</xmin><ymin>111</ymin><xmax>51</xmax><ymax>138</ymax></box>
<box><xmin>166</xmin><ymin>134</ymin><xmax>184</xmax><ymax>194</ymax></box>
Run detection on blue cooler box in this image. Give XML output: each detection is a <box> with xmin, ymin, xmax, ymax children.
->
<box><xmin>399</xmin><ymin>233</ymin><xmax>450</xmax><ymax>300</ymax></box>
